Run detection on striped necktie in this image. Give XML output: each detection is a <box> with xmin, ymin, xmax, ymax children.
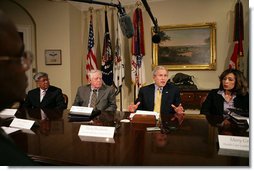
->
<box><xmin>90</xmin><ymin>89</ymin><xmax>97</xmax><ymax>108</ymax></box>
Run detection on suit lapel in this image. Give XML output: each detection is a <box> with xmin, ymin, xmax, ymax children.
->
<box><xmin>161</xmin><ymin>84</ymin><xmax>171</xmax><ymax>109</ymax></box>
<box><xmin>35</xmin><ymin>88</ymin><xmax>41</xmax><ymax>105</ymax></box>
<box><xmin>84</xmin><ymin>86</ymin><xmax>91</xmax><ymax>106</ymax></box>
<box><xmin>96</xmin><ymin>85</ymin><xmax>107</xmax><ymax>105</ymax></box>
<box><xmin>148</xmin><ymin>84</ymin><xmax>155</xmax><ymax>107</ymax></box>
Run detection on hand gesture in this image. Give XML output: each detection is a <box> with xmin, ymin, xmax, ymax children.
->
<box><xmin>128</xmin><ymin>102</ymin><xmax>140</xmax><ymax>113</ymax></box>
<box><xmin>171</xmin><ymin>104</ymin><xmax>185</xmax><ymax>125</ymax></box>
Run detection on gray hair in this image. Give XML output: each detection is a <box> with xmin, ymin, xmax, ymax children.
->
<box><xmin>88</xmin><ymin>70</ymin><xmax>102</xmax><ymax>80</ymax></box>
<box><xmin>152</xmin><ymin>66</ymin><xmax>167</xmax><ymax>76</ymax></box>
<box><xmin>33</xmin><ymin>72</ymin><xmax>48</xmax><ymax>81</ymax></box>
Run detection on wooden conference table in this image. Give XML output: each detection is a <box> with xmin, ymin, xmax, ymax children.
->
<box><xmin>1</xmin><ymin>108</ymin><xmax>249</xmax><ymax>166</ymax></box>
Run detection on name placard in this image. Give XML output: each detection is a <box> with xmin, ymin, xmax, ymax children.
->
<box><xmin>10</xmin><ymin>118</ymin><xmax>35</xmax><ymax>130</ymax></box>
<box><xmin>70</xmin><ymin>106</ymin><xmax>93</xmax><ymax>116</ymax></box>
<box><xmin>218</xmin><ymin>135</ymin><xmax>249</xmax><ymax>157</ymax></box>
<box><xmin>78</xmin><ymin>125</ymin><xmax>115</xmax><ymax>143</ymax></box>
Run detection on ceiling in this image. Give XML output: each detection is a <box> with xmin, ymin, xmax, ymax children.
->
<box><xmin>65</xmin><ymin>0</ymin><xmax>162</xmax><ymax>11</ymax></box>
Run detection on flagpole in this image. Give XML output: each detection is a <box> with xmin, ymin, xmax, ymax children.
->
<box><xmin>120</xmin><ymin>88</ymin><xmax>123</xmax><ymax>111</ymax></box>
<box><xmin>134</xmin><ymin>85</ymin><xmax>136</xmax><ymax>102</ymax></box>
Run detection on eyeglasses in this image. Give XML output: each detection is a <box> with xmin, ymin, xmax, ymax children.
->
<box><xmin>0</xmin><ymin>51</ymin><xmax>33</xmax><ymax>71</ymax></box>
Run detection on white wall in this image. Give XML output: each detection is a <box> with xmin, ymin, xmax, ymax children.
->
<box><xmin>2</xmin><ymin>0</ymin><xmax>83</xmax><ymax>108</ymax></box>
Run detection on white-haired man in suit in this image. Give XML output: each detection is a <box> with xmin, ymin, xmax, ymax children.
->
<box><xmin>73</xmin><ymin>70</ymin><xmax>117</xmax><ymax>112</ymax></box>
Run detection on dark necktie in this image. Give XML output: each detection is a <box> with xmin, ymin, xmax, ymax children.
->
<box><xmin>90</xmin><ymin>89</ymin><xmax>97</xmax><ymax>108</ymax></box>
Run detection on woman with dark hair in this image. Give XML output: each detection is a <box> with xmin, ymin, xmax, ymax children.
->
<box><xmin>201</xmin><ymin>68</ymin><xmax>249</xmax><ymax>116</ymax></box>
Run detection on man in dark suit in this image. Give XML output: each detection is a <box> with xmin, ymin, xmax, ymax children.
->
<box><xmin>23</xmin><ymin>72</ymin><xmax>66</xmax><ymax>109</ymax></box>
<box><xmin>128</xmin><ymin>66</ymin><xmax>184</xmax><ymax>123</ymax></box>
<box><xmin>0</xmin><ymin>10</ymin><xmax>36</xmax><ymax>165</ymax></box>
<box><xmin>73</xmin><ymin>70</ymin><xmax>117</xmax><ymax>112</ymax></box>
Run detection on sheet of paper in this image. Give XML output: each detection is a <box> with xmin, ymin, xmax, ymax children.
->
<box><xmin>120</xmin><ymin>119</ymin><xmax>130</xmax><ymax>123</ymax></box>
<box><xmin>1</xmin><ymin>126</ymin><xmax>20</xmax><ymax>134</ymax></box>
<box><xmin>70</xmin><ymin>106</ymin><xmax>93</xmax><ymax>116</ymax></box>
<box><xmin>229</xmin><ymin>112</ymin><xmax>248</xmax><ymax>121</ymax></box>
<box><xmin>10</xmin><ymin>118</ymin><xmax>34</xmax><ymax>130</ymax></box>
<box><xmin>0</xmin><ymin>109</ymin><xmax>17</xmax><ymax>118</ymax></box>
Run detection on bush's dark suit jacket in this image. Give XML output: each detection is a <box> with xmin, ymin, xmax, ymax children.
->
<box><xmin>135</xmin><ymin>83</ymin><xmax>181</xmax><ymax>115</ymax></box>
<box><xmin>73</xmin><ymin>84</ymin><xmax>117</xmax><ymax>112</ymax></box>
<box><xmin>200</xmin><ymin>89</ymin><xmax>249</xmax><ymax>115</ymax></box>
<box><xmin>23</xmin><ymin>86</ymin><xmax>66</xmax><ymax>109</ymax></box>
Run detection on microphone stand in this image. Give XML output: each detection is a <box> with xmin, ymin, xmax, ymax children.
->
<box><xmin>140</xmin><ymin>0</ymin><xmax>159</xmax><ymax>31</ymax></box>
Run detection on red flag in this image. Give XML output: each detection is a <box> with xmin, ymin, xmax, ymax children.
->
<box><xmin>131</xmin><ymin>7</ymin><xmax>146</xmax><ymax>96</ymax></box>
<box><xmin>86</xmin><ymin>13</ymin><xmax>97</xmax><ymax>80</ymax></box>
<box><xmin>233</xmin><ymin>0</ymin><xmax>244</xmax><ymax>56</ymax></box>
<box><xmin>229</xmin><ymin>42</ymin><xmax>239</xmax><ymax>69</ymax></box>
<box><xmin>229</xmin><ymin>0</ymin><xmax>244</xmax><ymax>69</ymax></box>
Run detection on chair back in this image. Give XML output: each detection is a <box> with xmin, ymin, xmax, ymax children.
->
<box><xmin>63</xmin><ymin>94</ymin><xmax>68</xmax><ymax>108</ymax></box>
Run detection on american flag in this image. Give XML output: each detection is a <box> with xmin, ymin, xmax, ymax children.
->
<box><xmin>86</xmin><ymin>13</ymin><xmax>97</xmax><ymax>80</ymax></box>
<box><xmin>101</xmin><ymin>10</ymin><xmax>113</xmax><ymax>86</ymax></box>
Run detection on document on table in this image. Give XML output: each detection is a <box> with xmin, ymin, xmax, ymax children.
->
<box><xmin>0</xmin><ymin>109</ymin><xmax>17</xmax><ymax>119</ymax></box>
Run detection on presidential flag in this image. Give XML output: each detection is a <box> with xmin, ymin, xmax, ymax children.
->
<box><xmin>101</xmin><ymin>10</ymin><xmax>113</xmax><ymax>86</ymax></box>
<box><xmin>86</xmin><ymin>12</ymin><xmax>97</xmax><ymax>80</ymax></box>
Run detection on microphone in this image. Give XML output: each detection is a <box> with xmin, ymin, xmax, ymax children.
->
<box><xmin>117</xmin><ymin>1</ymin><xmax>134</xmax><ymax>38</ymax></box>
<box><xmin>152</xmin><ymin>25</ymin><xmax>161</xmax><ymax>44</ymax></box>
<box><xmin>152</xmin><ymin>34</ymin><xmax>161</xmax><ymax>44</ymax></box>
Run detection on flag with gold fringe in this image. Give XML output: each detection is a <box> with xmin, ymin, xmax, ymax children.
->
<box><xmin>113</xmin><ymin>17</ymin><xmax>125</xmax><ymax>95</ymax></box>
<box><xmin>131</xmin><ymin>7</ymin><xmax>146</xmax><ymax>97</ymax></box>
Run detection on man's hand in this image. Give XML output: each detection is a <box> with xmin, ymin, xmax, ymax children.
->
<box><xmin>171</xmin><ymin>103</ymin><xmax>184</xmax><ymax>114</ymax></box>
<box><xmin>171</xmin><ymin>104</ymin><xmax>185</xmax><ymax>125</ymax></box>
<box><xmin>128</xmin><ymin>102</ymin><xmax>140</xmax><ymax>113</ymax></box>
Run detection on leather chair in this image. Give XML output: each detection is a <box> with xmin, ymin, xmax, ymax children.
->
<box><xmin>63</xmin><ymin>94</ymin><xmax>68</xmax><ymax>108</ymax></box>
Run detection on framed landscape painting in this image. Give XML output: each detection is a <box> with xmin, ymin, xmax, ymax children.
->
<box><xmin>152</xmin><ymin>23</ymin><xmax>216</xmax><ymax>70</ymax></box>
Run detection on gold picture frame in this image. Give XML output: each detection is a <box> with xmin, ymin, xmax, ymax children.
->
<box><xmin>152</xmin><ymin>23</ymin><xmax>216</xmax><ymax>70</ymax></box>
